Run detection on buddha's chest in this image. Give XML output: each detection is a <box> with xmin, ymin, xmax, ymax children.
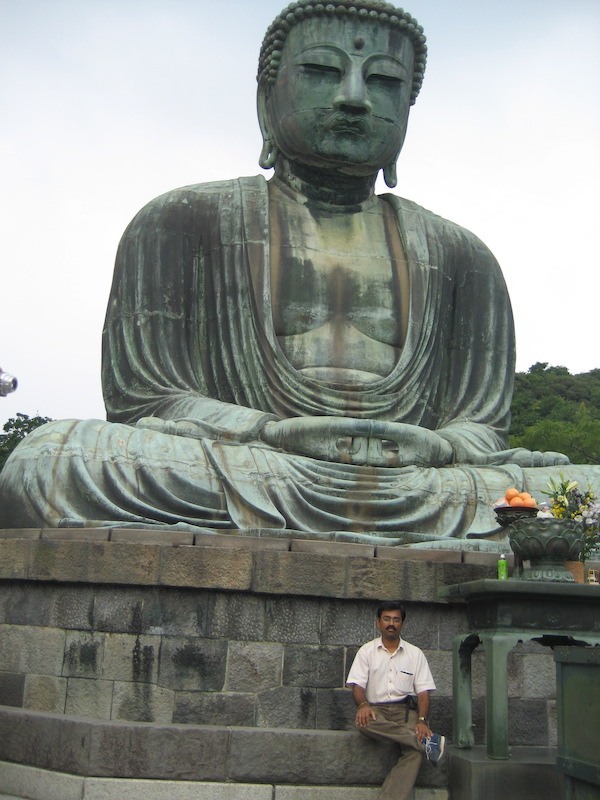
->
<box><xmin>269</xmin><ymin>196</ymin><xmax>407</xmax><ymax>347</ymax></box>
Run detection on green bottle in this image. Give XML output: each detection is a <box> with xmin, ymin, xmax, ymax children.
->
<box><xmin>497</xmin><ymin>553</ymin><xmax>508</xmax><ymax>580</ymax></box>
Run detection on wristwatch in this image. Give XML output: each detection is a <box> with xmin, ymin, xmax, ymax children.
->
<box><xmin>418</xmin><ymin>716</ymin><xmax>428</xmax><ymax>724</ymax></box>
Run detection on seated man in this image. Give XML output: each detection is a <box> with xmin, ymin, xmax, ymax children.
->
<box><xmin>347</xmin><ymin>601</ymin><xmax>444</xmax><ymax>800</ymax></box>
<box><xmin>0</xmin><ymin>0</ymin><xmax>596</xmax><ymax>542</ymax></box>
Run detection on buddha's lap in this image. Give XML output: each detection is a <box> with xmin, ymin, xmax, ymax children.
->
<box><xmin>2</xmin><ymin>418</ymin><xmax>599</xmax><ymax>534</ymax></box>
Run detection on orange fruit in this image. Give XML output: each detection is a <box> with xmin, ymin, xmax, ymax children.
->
<box><xmin>509</xmin><ymin>496</ymin><xmax>525</xmax><ymax>507</ymax></box>
<box><xmin>522</xmin><ymin>497</ymin><xmax>537</xmax><ymax>508</ymax></box>
<box><xmin>519</xmin><ymin>492</ymin><xmax>532</xmax><ymax>500</ymax></box>
<box><xmin>505</xmin><ymin>488</ymin><xmax>520</xmax><ymax>501</ymax></box>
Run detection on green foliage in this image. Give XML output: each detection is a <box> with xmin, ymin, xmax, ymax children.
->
<box><xmin>0</xmin><ymin>413</ymin><xmax>52</xmax><ymax>472</ymax></box>
<box><xmin>510</xmin><ymin>365</ymin><xmax>600</xmax><ymax>464</ymax></box>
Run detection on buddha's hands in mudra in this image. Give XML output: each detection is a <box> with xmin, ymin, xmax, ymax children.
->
<box><xmin>135</xmin><ymin>415</ymin><xmax>452</xmax><ymax>467</ymax></box>
<box><xmin>260</xmin><ymin>417</ymin><xmax>453</xmax><ymax>468</ymax></box>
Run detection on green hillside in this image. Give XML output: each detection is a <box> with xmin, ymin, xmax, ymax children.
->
<box><xmin>510</xmin><ymin>363</ymin><xmax>600</xmax><ymax>464</ymax></box>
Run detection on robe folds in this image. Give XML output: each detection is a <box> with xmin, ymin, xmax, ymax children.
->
<box><xmin>2</xmin><ymin>176</ymin><xmax>598</xmax><ymax>542</ymax></box>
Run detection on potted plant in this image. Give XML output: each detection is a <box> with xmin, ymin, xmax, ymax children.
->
<box><xmin>540</xmin><ymin>475</ymin><xmax>600</xmax><ymax>582</ymax></box>
<box><xmin>493</xmin><ymin>477</ymin><xmax>599</xmax><ymax>582</ymax></box>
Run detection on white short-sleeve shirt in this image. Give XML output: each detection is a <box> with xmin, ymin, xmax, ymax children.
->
<box><xmin>346</xmin><ymin>637</ymin><xmax>436</xmax><ymax>703</ymax></box>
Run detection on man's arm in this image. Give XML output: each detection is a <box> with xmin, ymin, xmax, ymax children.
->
<box><xmin>350</xmin><ymin>684</ymin><xmax>376</xmax><ymax>728</ymax></box>
<box><xmin>415</xmin><ymin>690</ymin><xmax>432</xmax><ymax>741</ymax></box>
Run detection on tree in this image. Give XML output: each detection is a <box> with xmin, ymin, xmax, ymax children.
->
<box><xmin>0</xmin><ymin>413</ymin><xmax>52</xmax><ymax>472</ymax></box>
<box><xmin>510</xmin><ymin>416</ymin><xmax>600</xmax><ymax>464</ymax></box>
<box><xmin>510</xmin><ymin>365</ymin><xmax>600</xmax><ymax>464</ymax></box>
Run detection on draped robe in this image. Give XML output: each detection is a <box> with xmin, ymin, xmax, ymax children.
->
<box><xmin>2</xmin><ymin>176</ymin><xmax>597</xmax><ymax>542</ymax></box>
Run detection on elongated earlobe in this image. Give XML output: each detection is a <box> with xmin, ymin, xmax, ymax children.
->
<box><xmin>259</xmin><ymin>138</ymin><xmax>279</xmax><ymax>169</ymax></box>
<box><xmin>257</xmin><ymin>87</ymin><xmax>278</xmax><ymax>170</ymax></box>
<box><xmin>383</xmin><ymin>161</ymin><xmax>398</xmax><ymax>188</ymax></box>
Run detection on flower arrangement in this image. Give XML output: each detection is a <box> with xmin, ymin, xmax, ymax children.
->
<box><xmin>538</xmin><ymin>474</ymin><xmax>600</xmax><ymax>562</ymax></box>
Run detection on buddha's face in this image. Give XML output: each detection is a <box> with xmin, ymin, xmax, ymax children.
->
<box><xmin>263</xmin><ymin>16</ymin><xmax>414</xmax><ymax>176</ymax></box>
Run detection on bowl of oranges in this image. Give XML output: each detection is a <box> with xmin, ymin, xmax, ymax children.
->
<box><xmin>494</xmin><ymin>488</ymin><xmax>539</xmax><ymax>527</ymax></box>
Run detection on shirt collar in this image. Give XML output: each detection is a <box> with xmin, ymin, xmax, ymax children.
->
<box><xmin>377</xmin><ymin>636</ymin><xmax>403</xmax><ymax>654</ymax></box>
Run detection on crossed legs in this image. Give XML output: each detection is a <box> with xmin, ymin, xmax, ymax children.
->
<box><xmin>358</xmin><ymin>705</ymin><xmax>424</xmax><ymax>800</ymax></box>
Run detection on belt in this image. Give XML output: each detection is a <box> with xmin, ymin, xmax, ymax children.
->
<box><xmin>372</xmin><ymin>698</ymin><xmax>411</xmax><ymax>705</ymax></box>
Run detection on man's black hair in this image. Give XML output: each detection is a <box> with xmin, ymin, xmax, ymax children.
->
<box><xmin>377</xmin><ymin>601</ymin><xmax>406</xmax><ymax>621</ymax></box>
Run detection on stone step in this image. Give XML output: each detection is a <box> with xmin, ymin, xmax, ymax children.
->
<box><xmin>0</xmin><ymin>762</ymin><xmax>449</xmax><ymax>800</ymax></box>
<box><xmin>0</xmin><ymin>792</ymin><xmax>450</xmax><ymax>800</ymax></box>
<box><xmin>0</xmin><ymin>707</ymin><xmax>448</xmax><ymax>790</ymax></box>
<box><xmin>0</xmin><ymin>792</ymin><xmax>448</xmax><ymax>800</ymax></box>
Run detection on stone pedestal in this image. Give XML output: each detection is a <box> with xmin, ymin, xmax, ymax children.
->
<box><xmin>439</xmin><ymin>579</ymin><xmax>600</xmax><ymax>761</ymax></box>
<box><xmin>555</xmin><ymin>646</ymin><xmax>600</xmax><ymax>797</ymax></box>
<box><xmin>0</xmin><ymin>528</ymin><xmax>586</xmax><ymax>797</ymax></box>
<box><xmin>449</xmin><ymin>746</ymin><xmax>564</xmax><ymax>800</ymax></box>
<box><xmin>440</xmin><ymin>579</ymin><xmax>600</xmax><ymax>800</ymax></box>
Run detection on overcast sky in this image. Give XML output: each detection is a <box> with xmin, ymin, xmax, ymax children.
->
<box><xmin>1</xmin><ymin>0</ymin><xmax>599</xmax><ymax>427</ymax></box>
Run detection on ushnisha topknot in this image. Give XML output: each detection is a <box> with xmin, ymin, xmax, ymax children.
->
<box><xmin>258</xmin><ymin>0</ymin><xmax>427</xmax><ymax>105</ymax></box>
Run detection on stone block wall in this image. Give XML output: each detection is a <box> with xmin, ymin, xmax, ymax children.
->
<box><xmin>0</xmin><ymin>528</ymin><xmax>561</xmax><ymax>748</ymax></box>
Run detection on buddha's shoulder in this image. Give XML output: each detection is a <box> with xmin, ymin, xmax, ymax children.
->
<box><xmin>382</xmin><ymin>193</ymin><xmax>479</xmax><ymax>237</ymax></box>
<box><xmin>135</xmin><ymin>175</ymin><xmax>267</xmax><ymax>216</ymax></box>
<box><xmin>381</xmin><ymin>192</ymin><xmax>499</xmax><ymax>262</ymax></box>
<box><xmin>121</xmin><ymin>175</ymin><xmax>267</xmax><ymax>239</ymax></box>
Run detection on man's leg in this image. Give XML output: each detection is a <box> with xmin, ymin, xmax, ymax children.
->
<box><xmin>358</xmin><ymin>705</ymin><xmax>424</xmax><ymax>800</ymax></box>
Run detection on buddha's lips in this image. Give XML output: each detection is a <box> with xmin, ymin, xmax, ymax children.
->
<box><xmin>324</xmin><ymin>113</ymin><xmax>368</xmax><ymax>134</ymax></box>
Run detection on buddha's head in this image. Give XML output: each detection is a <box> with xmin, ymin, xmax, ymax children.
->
<box><xmin>257</xmin><ymin>1</ymin><xmax>426</xmax><ymax>188</ymax></box>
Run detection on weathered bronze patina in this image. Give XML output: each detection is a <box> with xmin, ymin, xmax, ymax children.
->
<box><xmin>1</xmin><ymin>1</ymin><xmax>598</xmax><ymax>542</ymax></box>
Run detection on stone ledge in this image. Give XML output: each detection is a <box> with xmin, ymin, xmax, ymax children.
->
<box><xmin>110</xmin><ymin>530</ymin><xmax>193</xmax><ymax>546</ymax></box>
<box><xmin>462</xmin><ymin>551</ymin><xmax>514</xmax><ymax>567</ymax></box>
<box><xmin>42</xmin><ymin>530</ymin><xmax>110</xmax><ymax>543</ymax></box>
<box><xmin>0</xmin><ymin>528</ymin><xmax>499</xmax><ymax>600</ymax></box>
<box><xmin>6</xmin><ymin>527</ymin><xmax>598</xmax><ymax>579</ymax></box>
<box><xmin>0</xmin><ymin>759</ymin><xmax>81</xmax><ymax>800</ymax></box>
<box><xmin>194</xmin><ymin>531</ymin><xmax>289</xmax><ymax>550</ymax></box>
<box><xmin>0</xmin><ymin>707</ymin><xmax>447</xmax><ymax>788</ymax></box>
<box><xmin>0</xmin><ymin>760</ymin><xmax>449</xmax><ymax>800</ymax></box>
<box><xmin>376</xmin><ymin>546</ymin><xmax>462</xmax><ymax>563</ymax></box>
<box><xmin>0</xmin><ymin>530</ymin><xmax>42</xmax><ymax>540</ymax></box>
<box><xmin>290</xmin><ymin>539</ymin><xmax>376</xmax><ymax>558</ymax></box>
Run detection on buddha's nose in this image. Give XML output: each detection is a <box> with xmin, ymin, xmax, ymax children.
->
<box><xmin>333</xmin><ymin>68</ymin><xmax>372</xmax><ymax>114</ymax></box>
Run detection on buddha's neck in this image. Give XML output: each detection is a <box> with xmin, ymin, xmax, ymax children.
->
<box><xmin>274</xmin><ymin>159</ymin><xmax>376</xmax><ymax>208</ymax></box>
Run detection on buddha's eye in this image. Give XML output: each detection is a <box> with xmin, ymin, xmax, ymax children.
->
<box><xmin>366</xmin><ymin>73</ymin><xmax>403</xmax><ymax>88</ymax></box>
<box><xmin>300</xmin><ymin>62</ymin><xmax>342</xmax><ymax>78</ymax></box>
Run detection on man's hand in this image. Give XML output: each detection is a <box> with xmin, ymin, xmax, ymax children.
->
<box><xmin>351</xmin><ymin>685</ymin><xmax>376</xmax><ymax>727</ymax></box>
<box><xmin>260</xmin><ymin>417</ymin><xmax>453</xmax><ymax>468</ymax></box>
<box><xmin>414</xmin><ymin>719</ymin><xmax>432</xmax><ymax>742</ymax></box>
<box><xmin>355</xmin><ymin>701</ymin><xmax>377</xmax><ymax>728</ymax></box>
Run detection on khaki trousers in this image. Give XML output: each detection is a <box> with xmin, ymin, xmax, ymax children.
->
<box><xmin>358</xmin><ymin>704</ymin><xmax>424</xmax><ymax>800</ymax></box>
